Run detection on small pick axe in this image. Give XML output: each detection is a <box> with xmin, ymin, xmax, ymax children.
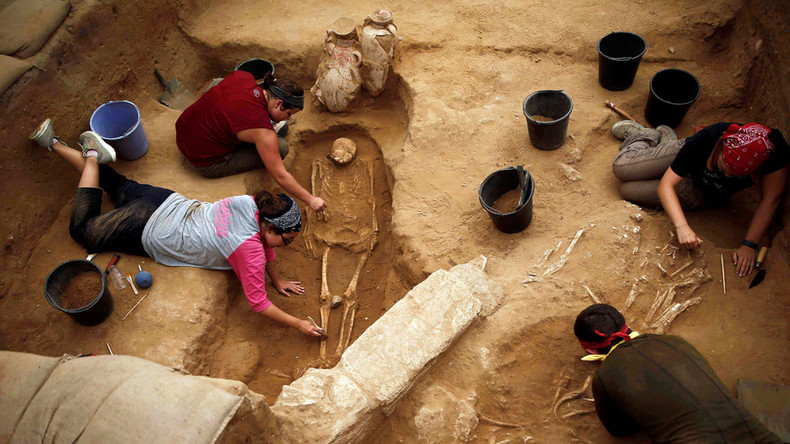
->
<box><xmin>748</xmin><ymin>247</ymin><xmax>768</xmax><ymax>289</ymax></box>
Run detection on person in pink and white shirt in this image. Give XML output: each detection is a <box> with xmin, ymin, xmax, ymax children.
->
<box><xmin>29</xmin><ymin>116</ymin><xmax>324</xmax><ymax>337</ymax></box>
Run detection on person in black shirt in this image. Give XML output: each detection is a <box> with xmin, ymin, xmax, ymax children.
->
<box><xmin>611</xmin><ymin>121</ymin><xmax>789</xmax><ymax>277</ymax></box>
<box><xmin>574</xmin><ymin>303</ymin><xmax>781</xmax><ymax>443</ymax></box>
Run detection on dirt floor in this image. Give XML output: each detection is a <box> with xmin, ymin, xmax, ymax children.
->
<box><xmin>1</xmin><ymin>0</ymin><xmax>789</xmax><ymax>442</ymax></box>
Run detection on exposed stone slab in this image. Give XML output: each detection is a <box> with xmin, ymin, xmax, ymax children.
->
<box><xmin>271</xmin><ymin>255</ymin><xmax>503</xmax><ymax>443</ymax></box>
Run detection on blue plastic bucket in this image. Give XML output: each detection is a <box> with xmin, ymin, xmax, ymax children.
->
<box><xmin>89</xmin><ymin>100</ymin><xmax>148</xmax><ymax>160</ymax></box>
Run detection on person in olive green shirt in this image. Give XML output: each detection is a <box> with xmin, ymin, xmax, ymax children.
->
<box><xmin>574</xmin><ymin>304</ymin><xmax>781</xmax><ymax>443</ymax></box>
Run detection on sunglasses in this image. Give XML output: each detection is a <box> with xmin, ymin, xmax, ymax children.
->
<box><xmin>280</xmin><ymin>233</ymin><xmax>294</xmax><ymax>246</ymax></box>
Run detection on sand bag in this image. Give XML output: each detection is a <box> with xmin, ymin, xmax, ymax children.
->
<box><xmin>6</xmin><ymin>353</ymin><xmax>244</xmax><ymax>444</ymax></box>
<box><xmin>0</xmin><ymin>0</ymin><xmax>70</xmax><ymax>58</ymax></box>
<box><xmin>0</xmin><ymin>351</ymin><xmax>62</xmax><ymax>442</ymax></box>
<box><xmin>0</xmin><ymin>54</ymin><xmax>33</xmax><ymax>96</ymax></box>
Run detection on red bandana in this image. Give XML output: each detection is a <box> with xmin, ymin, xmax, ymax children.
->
<box><xmin>578</xmin><ymin>324</ymin><xmax>632</xmax><ymax>354</ymax></box>
<box><xmin>721</xmin><ymin>123</ymin><xmax>774</xmax><ymax>176</ymax></box>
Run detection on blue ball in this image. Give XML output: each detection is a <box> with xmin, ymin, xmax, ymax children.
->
<box><xmin>135</xmin><ymin>271</ymin><xmax>153</xmax><ymax>288</ymax></box>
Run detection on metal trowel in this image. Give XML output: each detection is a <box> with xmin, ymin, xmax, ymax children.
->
<box><xmin>154</xmin><ymin>69</ymin><xmax>197</xmax><ymax>110</ymax></box>
<box><xmin>748</xmin><ymin>246</ymin><xmax>768</xmax><ymax>289</ymax></box>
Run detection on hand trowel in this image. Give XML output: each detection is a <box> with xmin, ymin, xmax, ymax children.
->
<box><xmin>154</xmin><ymin>69</ymin><xmax>197</xmax><ymax>110</ymax></box>
<box><xmin>748</xmin><ymin>247</ymin><xmax>768</xmax><ymax>289</ymax></box>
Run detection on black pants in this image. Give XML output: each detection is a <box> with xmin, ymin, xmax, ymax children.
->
<box><xmin>69</xmin><ymin>165</ymin><xmax>174</xmax><ymax>255</ymax></box>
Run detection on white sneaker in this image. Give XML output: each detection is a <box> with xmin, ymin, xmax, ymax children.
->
<box><xmin>79</xmin><ymin>131</ymin><xmax>116</xmax><ymax>164</ymax></box>
<box><xmin>29</xmin><ymin>118</ymin><xmax>56</xmax><ymax>150</ymax></box>
<box><xmin>612</xmin><ymin>120</ymin><xmax>658</xmax><ymax>140</ymax></box>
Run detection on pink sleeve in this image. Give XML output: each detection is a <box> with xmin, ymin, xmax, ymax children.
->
<box><xmin>227</xmin><ymin>235</ymin><xmax>271</xmax><ymax>312</ymax></box>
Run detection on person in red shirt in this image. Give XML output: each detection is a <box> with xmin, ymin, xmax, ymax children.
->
<box><xmin>176</xmin><ymin>71</ymin><xmax>327</xmax><ymax>212</ymax></box>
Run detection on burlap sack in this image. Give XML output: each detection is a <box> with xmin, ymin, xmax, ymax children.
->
<box><xmin>0</xmin><ymin>0</ymin><xmax>70</xmax><ymax>58</ymax></box>
<box><xmin>0</xmin><ymin>351</ymin><xmax>62</xmax><ymax>442</ymax></box>
<box><xmin>0</xmin><ymin>54</ymin><xmax>33</xmax><ymax>96</ymax></box>
<box><xmin>5</xmin><ymin>353</ymin><xmax>244</xmax><ymax>444</ymax></box>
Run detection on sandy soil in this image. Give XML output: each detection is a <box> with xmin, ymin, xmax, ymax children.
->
<box><xmin>1</xmin><ymin>0</ymin><xmax>789</xmax><ymax>442</ymax></box>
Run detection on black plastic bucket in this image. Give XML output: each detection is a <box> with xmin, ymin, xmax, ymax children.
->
<box><xmin>523</xmin><ymin>90</ymin><xmax>573</xmax><ymax>151</ymax></box>
<box><xmin>479</xmin><ymin>166</ymin><xmax>535</xmax><ymax>234</ymax></box>
<box><xmin>597</xmin><ymin>32</ymin><xmax>647</xmax><ymax>91</ymax></box>
<box><xmin>235</xmin><ymin>58</ymin><xmax>275</xmax><ymax>81</ymax></box>
<box><xmin>44</xmin><ymin>260</ymin><xmax>113</xmax><ymax>326</ymax></box>
<box><xmin>644</xmin><ymin>68</ymin><xmax>700</xmax><ymax>128</ymax></box>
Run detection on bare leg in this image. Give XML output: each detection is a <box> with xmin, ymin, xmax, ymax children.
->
<box><xmin>319</xmin><ymin>246</ymin><xmax>331</xmax><ymax>362</ymax></box>
<box><xmin>52</xmin><ymin>141</ymin><xmax>87</xmax><ymax>172</ymax></box>
<box><xmin>78</xmin><ymin>156</ymin><xmax>100</xmax><ymax>189</ymax></box>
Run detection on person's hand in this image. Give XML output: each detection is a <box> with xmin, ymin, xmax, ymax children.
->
<box><xmin>308</xmin><ymin>196</ymin><xmax>327</xmax><ymax>212</ymax></box>
<box><xmin>733</xmin><ymin>245</ymin><xmax>756</xmax><ymax>277</ymax></box>
<box><xmin>296</xmin><ymin>319</ymin><xmax>326</xmax><ymax>338</ymax></box>
<box><xmin>274</xmin><ymin>280</ymin><xmax>304</xmax><ymax>297</ymax></box>
<box><xmin>676</xmin><ymin>224</ymin><xmax>702</xmax><ymax>249</ymax></box>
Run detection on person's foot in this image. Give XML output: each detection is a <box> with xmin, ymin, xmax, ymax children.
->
<box><xmin>29</xmin><ymin>118</ymin><xmax>56</xmax><ymax>150</ymax></box>
<box><xmin>79</xmin><ymin>131</ymin><xmax>116</xmax><ymax>164</ymax></box>
<box><xmin>612</xmin><ymin>120</ymin><xmax>658</xmax><ymax>140</ymax></box>
<box><xmin>656</xmin><ymin>125</ymin><xmax>677</xmax><ymax>145</ymax></box>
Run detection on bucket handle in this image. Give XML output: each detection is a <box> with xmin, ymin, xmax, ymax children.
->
<box><xmin>517</xmin><ymin>165</ymin><xmax>531</xmax><ymax>208</ymax></box>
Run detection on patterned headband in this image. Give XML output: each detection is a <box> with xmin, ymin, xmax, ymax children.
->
<box><xmin>263</xmin><ymin>194</ymin><xmax>302</xmax><ymax>233</ymax></box>
<box><xmin>269</xmin><ymin>84</ymin><xmax>304</xmax><ymax>109</ymax></box>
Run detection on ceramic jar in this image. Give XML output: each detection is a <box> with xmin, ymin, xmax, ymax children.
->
<box><xmin>311</xmin><ymin>17</ymin><xmax>363</xmax><ymax>112</ymax></box>
<box><xmin>361</xmin><ymin>10</ymin><xmax>401</xmax><ymax>97</ymax></box>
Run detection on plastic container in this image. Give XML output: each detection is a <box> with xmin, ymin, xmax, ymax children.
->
<box><xmin>89</xmin><ymin>100</ymin><xmax>148</xmax><ymax>160</ymax></box>
<box><xmin>235</xmin><ymin>58</ymin><xmax>275</xmax><ymax>80</ymax></box>
<box><xmin>523</xmin><ymin>90</ymin><xmax>574</xmax><ymax>150</ymax></box>
<box><xmin>44</xmin><ymin>260</ymin><xmax>113</xmax><ymax>326</ymax></box>
<box><xmin>597</xmin><ymin>32</ymin><xmax>647</xmax><ymax>91</ymax></box>
<box><xmin>108</xmin><ymin>265</ymin><xmax>127</xmax><ymax>291</ymax></box>
<box><xmin>644</xmin><ymin>68</ymin><xmax>701</xmax><ymax>128</ymax></box>
<box><xmin>478</xmin><ymin>166</ymin><xmax>535</xmax><ymax>234</ymax></box>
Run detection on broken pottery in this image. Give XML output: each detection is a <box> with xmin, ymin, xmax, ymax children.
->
<box><xmin>361</xmin><ymin>10</ymin><xmax>401</xmax><ymax>97</ymax></box>
<box><xmin>311</xmin><ymin>17</ymin><xmax>363</xmax><ymax>112</ymax></box>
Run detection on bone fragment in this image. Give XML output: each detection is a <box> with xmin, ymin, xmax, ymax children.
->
<box><xmin>650</xmin><ymin>296</ymin><xmax>703</xmax><ymax>333</ymax></box>
<box><xmin>331</xmin><ymin>295</ymin><xmax>343</xmax><ymax>308</ymax></box>
<box><xmin>319</xmin><ymin>246</ymin><xmax>331</xmax><ymax>361</ymax></box>
<box><xmin>670</xmin><ymin>260</ymin><xmax>694</xmax><ymax>277</ymax></box>
<box><xmin>659</xmin><ymin>285</ymin><xmax>678</xmax><ymax>315</ymax></box>
<box><xmin>537</xmin><ymin>248</ymin><xmax>555</xmax><ymax>268</ymax></box>
<box><xmin>582</xmin><ymin>284</ymin><xmax>601</xmax><ymax>304</ymax></box>
<box><xmin>562</xmin><ymin>407</ymin><xmax>597</xmax><ymax>419</ymax></box>
<box><xmin>553</xmin><ymin>375</ymin><xmax>592</xmax><ymax>421</ymax></box>
<box><xmin>552</xmin><ymin>375</ymin><xmax>571</xmax><ymax>407</ymax></box>
<box><xmin>624</xmin><ymin>280</ymin><xmax>639</xmax><ymax>308</ymax></box>
<box><xmin>477</xmin><ymin>413</ymin><xmax>522</xmax><ymax>428</ymax></box>
<box><xmin>542</xmin><ymin>229</ymin><xmax>585</xmax><ymax>277</ymax></box>
<box><xmin>657</xmin><ymin>261</ymin><xmax>668</xmax><ymax>276</ymax></box>
<box><xmin>646</xmin><ymin>289</ymin><xmax>668</xmax><ymax>323</ymax></box>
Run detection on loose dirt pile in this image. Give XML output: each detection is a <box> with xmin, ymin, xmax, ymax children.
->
<box><xmin>1</xmin><ymin>0</ymin><xmax>789</xmax><ymax>442</ymax></box>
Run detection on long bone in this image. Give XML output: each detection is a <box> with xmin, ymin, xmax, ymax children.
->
<box><xmin>335</xmin><ymin>252</ymin><xmax>370</xmax><ymax>357</ymax></box>
<box><xmin>319</xmin><ymin>246</ymin><xmax>331</xmax><ymax>362</ymax></box>
<box><xmin>553</xmin><ymin>375</ymin><xmax>593</xmax><ymax>421</ymax></box>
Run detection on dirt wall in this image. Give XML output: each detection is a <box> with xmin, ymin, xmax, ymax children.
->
<box><xmin>739</xmin><ymin>0</ymin><xmax>790</xmax><ymax>258</ymax></box>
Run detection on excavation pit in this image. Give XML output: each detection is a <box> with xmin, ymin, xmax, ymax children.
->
<box><xmin>1</xmin><ymin>0</ymin><xmax>789</xmax><ymax>442</ymax></box>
